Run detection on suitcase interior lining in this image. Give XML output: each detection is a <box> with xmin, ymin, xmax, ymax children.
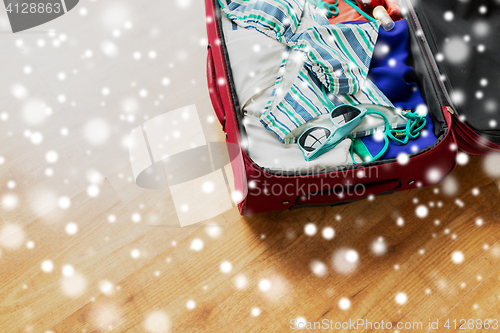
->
<box><xmin>215</xmin><ymin>1</ymin><xmax>450</xmax><ymax>177</ymax></box>
<box><xmin>416</xmin><ymin>0</ymin><xmax>500</xmax><ymax>144</ymax></box>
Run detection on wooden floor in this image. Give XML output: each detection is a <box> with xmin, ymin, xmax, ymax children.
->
<box><xmin>2</xmin><ymin>1</ymin><xmax>500</xmax><ymax>332</ymax></box>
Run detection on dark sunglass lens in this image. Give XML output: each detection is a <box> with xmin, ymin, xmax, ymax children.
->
<box><xmin>299</xmin><ymin>127</ymin><xmax>331</xmax><ymax>152</ymax></box>
<box><xmin>331</xmin><ymin>105</ymin><xmax>361</xmax><ymax>124</ymax></box>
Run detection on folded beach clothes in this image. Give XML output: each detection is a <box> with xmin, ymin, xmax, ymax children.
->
<box><xmin>219</xmin><ymin>0</ymin><xmax>397</xmax><ymax>143</ymax></box>
<box><xmin>220</xmin><ymin>12</ymin><xmax>287</xmax><ymax>110</ymax></box>
<box><xmin>221</xmin><ymin>13</ymin><xmax>357</xmax><ymax>171</ymax></box>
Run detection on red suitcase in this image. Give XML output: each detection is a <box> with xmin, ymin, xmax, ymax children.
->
<box><xmin>204</xmin><ymin>0</ymin><xmax>500</xmax><ymax>215</ymax></box>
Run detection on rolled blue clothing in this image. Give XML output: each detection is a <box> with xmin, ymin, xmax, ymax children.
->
<box><xmin>342</xmin><ymin>19</ymin><xmax>426</xmax><ymax>110</ymax></box>
<box><xmin>348</xmin><ymin>19</ymin><xmax>438</xmax><ymax>159</ymax></box>
<box><xmin>368</xmin><ymin>19</ymin><xmax>427</xmax><ymax>111</ymax></box>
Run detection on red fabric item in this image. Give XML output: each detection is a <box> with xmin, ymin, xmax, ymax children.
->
<box><xmin>384</xmin><ymin>0</ymin><xmax>401</xmax><ymax>20</ymax></box>
<box><xmin>326</xmin><ymin>0</ymin><xmax>369</xmax><ymax>24</ymax></box>
<box><xmin>326</xmin><ymin>0</ymin><xmax>401</xmax><ymax>25</ymax></box>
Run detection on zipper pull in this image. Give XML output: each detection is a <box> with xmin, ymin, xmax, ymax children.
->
<box><xmin>446</xmin><ymin>106</ymin><xmax>455</xmax><ymax>115</ymax></box>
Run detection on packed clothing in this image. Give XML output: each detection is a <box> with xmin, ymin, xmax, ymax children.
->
<box><xmin>219</xmin><ymin>0</ymin><xmax>436</xmax><ymax>172</ymax></box>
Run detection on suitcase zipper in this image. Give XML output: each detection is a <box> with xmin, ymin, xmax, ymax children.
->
<box><xmin>445</xmin><ymin>107</ymin><xmax>488</xmax><ymax>156</ymax></box>
<box><xmin>403</xmin><ymin>0</ymin><xmax>449</xmax><ymax>108</ymax></box>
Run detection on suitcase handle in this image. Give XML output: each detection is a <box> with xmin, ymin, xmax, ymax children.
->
<box><xmin>294</xmin><ymin>179</ymin><xmax>402</xmax><ymax>207</ymax></box>
<box><xmin>207</xmin><ymin>44</ymin><xmax>226</xmax><ymax>130</ymax></box>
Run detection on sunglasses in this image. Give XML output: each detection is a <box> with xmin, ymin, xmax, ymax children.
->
<box><xmin>297</xmin><ymin>105</ymin><xmax>367</xmax><ymax>161</ymax></box>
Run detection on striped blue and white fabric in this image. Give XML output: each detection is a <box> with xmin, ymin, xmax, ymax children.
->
<box><xmin>219</xmin><ymin>0</ymin><xmax>394</xmax><ymax>143</ymax></box>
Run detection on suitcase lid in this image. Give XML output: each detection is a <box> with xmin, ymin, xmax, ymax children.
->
<box><xmin>407</xmin><ymin>0</ymin><xmax>500</xmax><ymax>153</ymax></box>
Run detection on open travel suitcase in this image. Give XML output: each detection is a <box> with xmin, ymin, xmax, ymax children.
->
<box><xmin>204</xmin><ymin>0</ymin><xmax>500</xmax><ymax>215</ymax></box>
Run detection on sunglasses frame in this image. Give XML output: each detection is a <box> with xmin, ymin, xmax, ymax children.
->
<box><xmin>297</xmin><ymin>104</ymin><xmax>367</xmax><ymax>161</ymax></box>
